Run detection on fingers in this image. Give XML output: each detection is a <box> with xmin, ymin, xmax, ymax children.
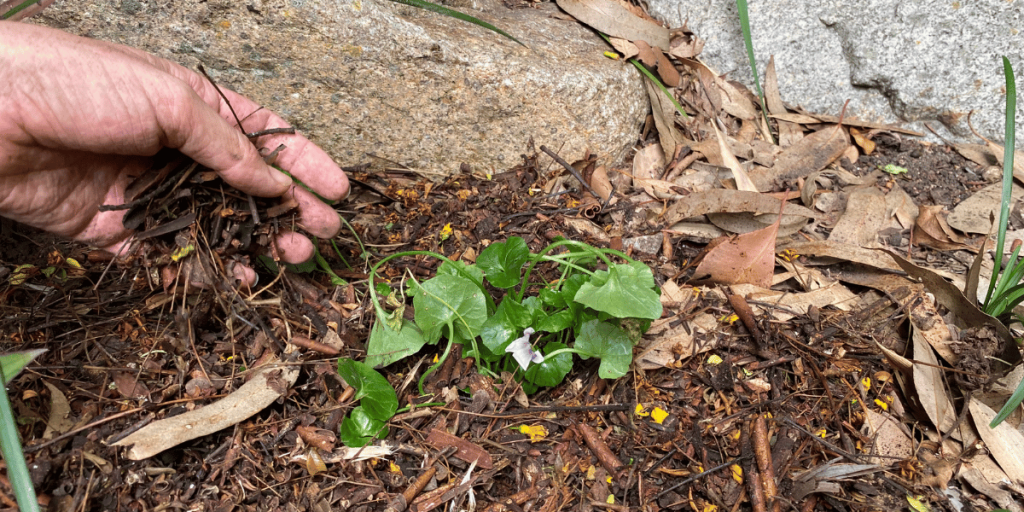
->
<box><xmin>274</xmin><ymin>231</ymin><xmax>315</xmax><ymax>265</ymax></box>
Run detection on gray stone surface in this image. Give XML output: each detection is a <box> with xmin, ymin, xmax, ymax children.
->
<box><xmin>32</xmin><ymin>0</ymin><xmax>649</xmax><ymax>175</ymax></box>
<box><xmin>647</xmin><ymin>0</ymin><xmax>1024</xmax><ymax>147</ymax></box>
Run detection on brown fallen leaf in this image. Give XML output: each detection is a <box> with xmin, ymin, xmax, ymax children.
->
<box><xmin>828</xmin><ymin>186</ymin><xmax>887</xmax><ymax>248</ymax></box>
<box><xmin>112</xmin><ymin>372</ymin><xmax>152</xmax><ymax>401</ymax></box>
<box><xmin>849</xmin><ymin>127</ymin><xmax>876</xmax><ymax>155</ymax></box>
<box><xmin>710</xmin><ymin>122</ymin><xmax>758</xmax><ymax>192</ymax></box>
<box><xmin>914</xmin><ymin>205</ymin><xmax>974</xmax><ymax>252</ymax></box>
<box><xmin>667</xmin><ymin>24</ymin><xmax>704</xmax><ymax>59</ymax></box>
<box><xmin>661</xmin><ymin>189</ymin><xmax>815</xmax><ymax>227</ymax></box>
<box><xmin>426</xmin><ymin>428</ymin><xmax>494</xmax><ymax>469</ymax></box>
<box><xmin>948</xmin><ymin>181</ymin><xmax>1024</xmax><ymax>234</ymax></box>
<box><xmin>969</xmin><ymin>398</ymin><xmax>1024</xmax><ymax>484</ymax></box>
<box><xmin>771</xmin><ymin>111</ymin><xmax>924</xmax><ymax>136</ymax></box>
<box><xmin>762</xmin><ymin>56</ymin><xmax>803</xmax><ymax>147</ymax></box>
<box><xmin>636</xmin><ymin>312</ymin><xmax>719</xmax><ymax>370</ymax></box>
<box><xmin>555</xmin><ymin>0</ymin><xmax>669</xmax><ymax>48</ymax></box>
<box><xmin>680</xmin><ymin>58</ymin><xmax>758</xmax><ymax>121</ymax></box>
<box><xmin>643</xmin><ymin>79</ymin><xmax>688</xmax><ymax>159</ymax></box>
<box><xmin>693</xmin><ymin>201</ymin><xmax>784</xmax><ymax>287</ymax></box>
<box><xmin>748</xmin><ymin>125</ymin><xmax>850</xmax><ymax>191</ymax></box>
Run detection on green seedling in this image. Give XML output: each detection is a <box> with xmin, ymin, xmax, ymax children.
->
<box><xmin>981</xmin><ymin>57</ymin><xmax>1024</xmax><ymax>428</ymax></box>
<box><xmin>0</xmin><ymin>349</ymin><xmax>46</xmax><ymax>512</ymax></box>
<box><xmin>355</xmin><ymin>236</ymin><xmax>661</xmax><ymax>445</ymax></box>
<box><xmin>336</xmin><ymin>359</ymin><xmax>398</xmax><ymax>447</ymax></box>
<box><xmin>880</xmin><ymin>164</ymin><xmax>909</xmax><ymax>176</ymax></box>
<box><xmin>598</xmin><ymin>33</ymin><xmax>689</xmax><ymax>120</ymax></box>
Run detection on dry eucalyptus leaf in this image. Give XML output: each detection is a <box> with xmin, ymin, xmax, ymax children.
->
<box><xmin>912</xmin><ymin>322</ymin><xmax>965</xmax><ymax>440</ymax></box>
<box><xmin>763</xmin><ymin>57</ymin><xmax>803</xmax><ymax>147</ymax></box>
<box><xmin>710</xmin><ymin>122</ymin><xmax>758</xmax><ymax>192</ymax></box>
<box><xmin>914</xmin><ymin>205</ymin><xmax>973</xmax><ymax>252</ymax></box>
<box><xmin>969</xmin><ymin>398</ymin><xmax>1024</xmax><ymax>484</ymax></box>
<box><xmin>555</xmin><ymin>0</ymin><xmax>669</xmax><ymax>48</ymax></box>
<box><xmin>748</xmin><ymin>125</ymin><xmax>850</xmax><ymax>191</ymax></box>
<box><xmin>728</xmin><ymin>283</ymin><xmax>859</xmax><ymax>322</ymax></box>
<box><xmin>861</xmin><ymin>409</ymin><xmax>913</xmax><ymax>464</ymax></box>
<box><xmin>607</xmin><ymin>36</ymin><xmax>639</xmax><ymax>60</ymax></box>
<box><xmin>661</xmin><ymin>189</ymin><xmax>815</xmax><ymax>226</ymax></box>
<box><xmin>681</xmin><ymin>58</ymin><xmax>757</xmax><ymax>121</ymax></box>
<box><xmin>42</xmin><ymin>381</ymin><xmax>74</xmax><ymax>441</ymax></box>
<box><xmin>885</xmin><ymin>183</ymin><xmax>919</xmax><ymax>230</ymax></box>
<box><xmin>948</xmin><ymin>181</ymin><xmax>1024</xmax><ymax>234</ymax></box>
<box><xmin>828</xmin><ymin>186</ymin><xmax>886</xmax><ymax>248</ymax></box>
<box><xmin>112</xmin><ymin>360</ymin><xmax>299</xmax><ymax>460</ymax></box>
<box><xmin>637</xmin><ymin>312</ymin><xmax>718</xmax><ymax>370</ymax></box>
<box><xmin>693</xmin><ymin>205</ymin><xmax>783</xmax><ymax>287</ymax></box>
<box><xmin>779</xmin><ymin>240</ymin><xmax>902</xmax><ymax>272</ymax></box>
<box><xmin>643</xmin><ymin>79</ymin><xmax>687</xmax><ymax>158</ymax></box>
<box><xmin>771</xmin><ymin>112</ymin><xmax>924</xmax><ymax>136</ymax></box>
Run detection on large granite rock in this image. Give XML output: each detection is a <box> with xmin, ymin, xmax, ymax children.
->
<box><xmin>31</xmin><ymin>0</ymin><xmax>649</xmax><ymax>174</ymax></box>
<box><xmin>647</xmin><ymin>0</ymin><xmax>1024</xmax><ymax>147</ymax></box>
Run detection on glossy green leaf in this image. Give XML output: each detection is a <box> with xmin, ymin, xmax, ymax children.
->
<box><xmin>438</xmin><ymin>259</ymin><xmax>484</xmax><ymax>289</ymax></box>
<box><xmin>574</xmin><ymin>261</ymin><xmax>662</xmax><ymax>320</ymax></box>
<box><xmin>478</xmin><ymin>237</ymin><xmax>530</xmax><ymax>289</ymax></box>
<box><xmin>524</xmin><ymin>342</ymin><xmax>572</xmax><ymax>387</ymax></box>
<box><xmin>339</xmin><ymin>406</ymin><xmax>389</xmax><ymax>447</ymax></box>
<box><xmin>365</xmin><ymin>320</ymin><xmax>427</xmax><ymax>369</ymax></box>
<box><xmin>574</xmin><ymin>319</ymin><xmax>632</xmax><ymax>379</ymax></box>
<box><xmin>336</xmin><ymin>359</ymin><xmax>398</xmax><ymax>421</ymax></box>
<box><xmin>413</xmin><ymin>274</ymin><xmax>488</xmax><ymax>343</ymax></box>
<box><xmin>535</xmin><ymin>310</ymin><xmax>573</xmax><ymax>333</ymax></box>
<box><xmin>991</xmin><ymin>375</ymin><xmax>1024</xmax><ymax>428</ymax></box>
<box><xmin>480</xmin><ymin>297</ymin><xmax>530</xmax><ymax>355</ymax></box>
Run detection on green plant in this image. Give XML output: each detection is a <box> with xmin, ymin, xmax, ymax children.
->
<box><xmin>735</xmin><ymin>0</ymin><xmax>775</xmax><ymax>144</ymax></box>
<box><xmin>363</xmin><ymin>237</ymin><xmax>662</xmax><ymax>404</ymax></box>
<box><xmin>335</xmin><ymin>359</ymin><xmax>398</xmax><ymax>447</ymax></box>
<box><xmin>597</xmin><ymin>33</ymin><xmax>689</xmax><ymax>120</ymax></box>
<box><xmin>0</xmin><ymin>349</ymin><xmax>46</xmax><ymax>512</ymax></box>
<box><xmin>982</xmin><ymin>56</ymin><xmax>1023</xmax><ymax>428</ymax></box>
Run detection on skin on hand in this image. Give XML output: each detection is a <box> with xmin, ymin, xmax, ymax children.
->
<box><xmin>0</xmin><ymin>21</ymin><xmax>349</xmax><ymax>276</ymax></box>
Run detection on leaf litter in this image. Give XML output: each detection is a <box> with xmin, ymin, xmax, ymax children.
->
<box><xmin>0</xmin><ymin>1</ymin><xmax>1023</xmax><ymax>511</ymax></box>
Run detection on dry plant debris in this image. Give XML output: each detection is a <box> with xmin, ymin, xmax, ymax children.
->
<box><xmin>1</xmin><ymin>0</ymin><xmax>1024</xmax><ymax>511</ymax></box>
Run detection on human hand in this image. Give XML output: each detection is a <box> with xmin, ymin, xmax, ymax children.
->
<box><xmin>0</xmin><ymin>22</ymin><xmax>349</xmax><ymax>270</ymax></box>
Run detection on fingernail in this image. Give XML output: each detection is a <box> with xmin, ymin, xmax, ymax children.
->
<box><xmin>271</xmin><ymin>168</ymin><xmax>293</xmax><ymax>190</ymax></box>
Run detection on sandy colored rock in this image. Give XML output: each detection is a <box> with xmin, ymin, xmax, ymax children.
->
<box><xmin>33</xmin><ymin>0</ymin><xmax>648</xmax><ymax>175</ymax></box>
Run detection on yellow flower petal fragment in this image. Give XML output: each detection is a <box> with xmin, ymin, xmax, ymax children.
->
<box><xmin>861</xmin><ymin>377</ymin><xmax>871</xmax><ymax>392</ymax></box>
<box><xmin>635</xmin><ymin>404</ymin><xmax>650</xmax><ymax>417</ymax></box>
<box><xmin>651</xmin><ymin>407</ymin><xmax>669</xmax><ymax>424</ymax></box>
<box><xmin>702</xmin><ymin>504</ymin><xmax>718</xmax><ymax>512</ymax></box>
<box><xmin>606</xmin><ymin>494</ymin><xmax>615</xmax><ymax>504</ymax></box>
<box><xmin>389</xmin><ymin>461</ymin><xmax>403</xmax><ymax>474</ymax></box>
<box><xmin>518</xmin><ymin>424</ymin><xmax>548</xmax><ymax>442</ymax></box>
<box><xmin>586</xmin><ymin>464</ymin><xmax>597</xmax><ymax>480</ymax></box>
<box><xmin>707</xmin><ymin>354</ymin><xmax>723</xmax><ymax>365</ymax></box>
<box><xmin>906</xmin><ymin>495</ymin><xmax>930</xmax><ymax>512</ymax></box>
<box><xmin>815</xmin><ymin>428</ymin><xmax>827</xmax><ymax>438</ymax></box>
<box><xmin>730</xmin><ymin>464</ymin><xmax>743</xmax><ymax>483</ymax></box>
<box><xmin>439</xmin><ymin>223</ymin><xmax>453</xmax><ymax>242</ymax></box>
<box><xmin>171</xmin><ymin>244</ymin><xmax>195</xmax><ymax>262</ymax></box>
<box><xmin>874</xmin><ymin>399</ymin><xmax>889</xmax><ymax>411</ymax></box>
<box><xmin>65</xmin><ymin>258</ymin><xmax>82</xmax><ymax>269</ymax></box>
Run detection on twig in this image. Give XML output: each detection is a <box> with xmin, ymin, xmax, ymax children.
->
<box><xmin>652</xmin><ymin>457</ymin><xmax>747</xmax><ymax>501</ymax></box>
<box><xmin>578</xmin><ymin>422</ymin><xmax>624</xmax><ymax>477</ymax></box>
<box><xmin>539</xmin><ymin>145</ymin><xmax>604</xmax><ymax>202</ymax></box>
<box><xmin>752</xmin><ymin>415</ymin><xmax>780</xmax><ymax>512</ymax></box>
<box><xmin>384</xmin><ymin>466</ymin><xmax>436</xmax><ymax>512</ymax></box>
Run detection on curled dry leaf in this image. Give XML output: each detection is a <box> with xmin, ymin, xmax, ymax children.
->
<box><xmin>710</xmin><ymin>122</ymin><xmax>758</xmax><ymax>192</ymax></box>
<box><xmin>590</xmin><ymin>165</ymin><xmax>613</xmax><ymax>201</ymax></box>
<box><xmin>681</xmin><ymin>58</ymin><xmax>757</xmax><ymax>121</ymax></box>
<box><xmin>607</xmin><ymin>36</ymin><xmax>639</xmax><ymax>60</ymax></box>
<box><xmin>914</xmin><ymin>205</ymin><xmax>974</xmax><ymax>252</ymax></box>
<box><xmin>667</xmin><ymin>28</ymin><xmax>704</xmax><ymax>59</ymax></box>
<box><xmin>948</xmin><ymin>181</ymin><xmax>1024</xmax><ymax>234</ymax></box>
<box><xmin>661</xmin><ymin>189</ymin><xmax>815</xmax><ymax>227</ymax></box>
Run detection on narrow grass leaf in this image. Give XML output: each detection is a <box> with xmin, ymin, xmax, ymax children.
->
<box><xmin>389</xmin><ymin>0</ymin><xmax>525</xmax><ymax>46</ymax></box>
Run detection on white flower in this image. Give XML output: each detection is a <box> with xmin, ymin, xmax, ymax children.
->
<box><xmin>505</xmin><ymin>327</ymin><xmax>543</xmax><ymax>370</ymax></box>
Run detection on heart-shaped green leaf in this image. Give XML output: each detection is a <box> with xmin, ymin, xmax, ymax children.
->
<box><xmin>339</xmin><ymin>406</ymin><xmax>389</xmax><ymax>447</ymax></box>
<box><xmin>574</xmin><ymin>261</ymin><xmax>662</xmax><ymax>319</ymax></box>
<box><xmin>524</xmin><ymin>342</ymin><xmax>572</xmax><ymax>387</ymax></box>
<box><xmin>574</xmin><ymin>319</ymin><xmax>632</xmax><ymax>379</ymax></box>
<box><xmin>413</xmin><ymin>274</ymin><xmax>488</xmax><ymax>343</ymax></box>
<box><xmin>365</xmin><ymin>320</ymin><xmax>427</xmax><ymax>369</ymax></box>
<box><xmin>478</xmin><ymin>237</ymin><xmax>530</xmax><ymax>289</ymax></box>
<box><xmin>336</xmin><ymin>359</ymin><xmax>398</xmax><ymax>421</ymax></box>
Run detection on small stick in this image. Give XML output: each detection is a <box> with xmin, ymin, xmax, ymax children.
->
<box><xmin>384</xmin><ymin>466</ymin><xmax>436</xmax><ymax>512</ymax></box>
<box><xmin>578</xmin><ymin>423</ymin><xmax>624</xmax><ymax>477</ymax></box>
<box><xmin>752</xmin><ymin>415</ymin><xmax>780</xmax><ymax>512</ymax></box>
<box><xmin>246</xmin><ymin>127</ymin><xmax>296</xmax><ymax>138</ymax></box>
<box><xmin>539</xmin><ymin>145</ymin><xmax>604</xmax><ymax>203</ymax></box>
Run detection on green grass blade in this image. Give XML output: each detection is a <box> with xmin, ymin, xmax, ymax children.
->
<box><xmin>0</xmin><ymin>0</ymin><xmax>42</xmax><ymax>20</ymax></box>
<box><xmin>595</xmin><ymin>33</ymin><xmax>688</xmax><ymax>120</ymax></box>
<box><xmin>991</xmin><ymin>373</ymin><xmax>1024</xmax><ymax>428</ymax></box>
<box><xmin>388</xmin><ymin>0</ymin><xmax>525</xmax><ymax>47</ymax></box>
<box><xmin>735</xmin><ymin>0</ymin><xmax>775</xmax><ymax>145</ymax></box>
<box><xmin>992</xmin><ymin>244</ymin><xmax>1023</xmax><ymax>301</ymax></box>
<box><xmin>0</xmin><ymin>352</ymin><xmax>44</xmax><ymax>512</ymax></box>
<box><xmin>984</xmin><ymin>56</ymin><xmax>1017</xmax><ymax>311</ymax></box>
